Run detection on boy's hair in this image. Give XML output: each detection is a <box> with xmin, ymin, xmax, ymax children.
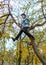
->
<box><xmin>21</xmin><ymin>13</ymin><xmax>26</xmax><ymax>17</ymax></box>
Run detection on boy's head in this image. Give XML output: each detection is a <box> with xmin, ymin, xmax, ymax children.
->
<box><xmin>21</xmin><ymin>13</ymin><xmax>26</xmax><ymax>19</ymax></box>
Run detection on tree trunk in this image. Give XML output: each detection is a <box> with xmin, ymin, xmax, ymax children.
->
<box><xmin>18</xmin><ymin>37</ymin><xmax>22</xmax><ymax>65</ymax></box>
<box><xmin>43</xmin><ymin>63</ymin><xmax>46</xmax><ymax>65</ymax></box>
<box><xmin>30</xmin><ymin>39</ymin><xmax>46</xmax><ymax>65</ymax></box>
<box><xmin>32</xmin><ymin>54</ymin><xmax>34</xmax><ymax>65</ymax></box>
<box><xmin>2</xmin><ymin>60</ymin><xmax>4</xmax><ymax>65</ymax></box>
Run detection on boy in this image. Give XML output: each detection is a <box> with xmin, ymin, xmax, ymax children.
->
<box><xmin>12</xmin><ymin>13</ymin><xmax>35</xmax><ymax>41</ymax></box>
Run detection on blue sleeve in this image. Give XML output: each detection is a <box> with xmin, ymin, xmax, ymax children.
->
<box><xmin>25</xmin><ymin>19</ymin><xmax>30</xmax><ymax>24</ymax></box>
<box><xmin>21</xmin><ymin>19</ymin><xmax>30</xmax><ymax>25</ymax></box>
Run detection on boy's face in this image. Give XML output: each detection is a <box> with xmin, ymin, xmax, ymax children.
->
<box><xmin>21</xmin><ymin>15</ymin><xmax>26</xmax><ymax>19</ymax></box>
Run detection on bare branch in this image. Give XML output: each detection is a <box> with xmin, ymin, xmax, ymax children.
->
<box><xmin>0</xmin><ymin>14</ymin><xmax>9</xmax><ymax>18</ymax></box>
<box><xmin>29</xmin><ymin>21</ymin><xmax>46</xmax><ymax>30</ymax></box>
<box><xmin>0</xmin><ymin>22</ymin><xmax>4</xmax><ymax>25</ymax></box>
<box><xmin>0</xmin><ymin>14</ymin><xmax>10</xmax><ymax>25</ymax></box>
<box><xmin>2</xmin><ymin>14</ymin><xmax>9</xmax><ymax>30</ymax></box>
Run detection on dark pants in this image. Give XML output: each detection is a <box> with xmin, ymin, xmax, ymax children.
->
<box><xmin>15</xmin><ymin>27</ymin><xmax>35</xmax><ymax>40</ymax></box>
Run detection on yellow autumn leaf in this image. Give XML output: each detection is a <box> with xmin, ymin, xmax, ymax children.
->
<box><xmin>21</xmin><ymin>47</ymin><xmax>29</xmax><ymax>61</ymax></box>
<box><xmin>43</xmin><ymin>0</ymin><xmax>46</xmax><ymax>2</ymax></box>
<box><xmin>5</xmin><ymin>33</ymin><xmax>10</xmax><ymax>39</ymax></box>
<box><xmin>42</xmin><ymin>45</ymin><xmax>46</xmax><ymax>55</ymax></box>
<box><xmin>0</xmin><ymin>19</ymin><xmax>3</xmax><ymax>22</ymax></box>
<box><xmin>0</xmin><ymin>32</ymin><xmax>2</xmax><ymax>38</ymax></box>
<box><xmin>1</xmin><ymin>4</ymin><xmax>4</xmax><ymax>8</ymax></box>
<box><xmin>2</xmin><ymin>30</ymin><xmax>6</xmax><ymax>34</ymax></box>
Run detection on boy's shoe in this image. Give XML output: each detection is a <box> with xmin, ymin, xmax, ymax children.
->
<box><xmin>12</xmin><ymin>37</ymin><xmax>15</xmax><ymax>41</ymax></box>
<box><xmin>11</xmin><ymin>37</ymin><xmax>18</xmax><ymax>41</ymax></box>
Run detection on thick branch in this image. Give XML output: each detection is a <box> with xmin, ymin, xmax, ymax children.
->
<box><xmin>10</xmin><ymin>13</ymin><xmax>23</xmax><ymax>29</ymax></box>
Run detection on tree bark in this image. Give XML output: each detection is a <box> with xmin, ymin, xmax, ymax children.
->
<box><xmin>18</xmin><ymin>37</ymin><xmax>22</xmax><ymax>65</ymax></box>
<box><xmin>2</xmin><ymin>60</ymin><xmax>4</xmax><ymax>65</ymax></box>
<box><xmin>30</xmin><ymin>39</ymin><xmax>46</xmax><ymax>65</ymax></box>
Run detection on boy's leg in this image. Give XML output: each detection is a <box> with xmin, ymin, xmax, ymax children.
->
<box><xmin>23</xmin><ymin>29</ymin><xmax>35</xmax><ymax>40</ymax></box>
<box><xmin>12</xmin><ymin>27</ymin><xmax>29</xmax><ymax>41</ymax></box>
<box><xmin>15</xmin><ymin>30</ymin><xmax>23</xmax><ymax>39</ymax></box>
<box><xmin>12</xmin><ymin>30</ymin><xmax>23</xmax><ymax>41</ymax></box>
<box><xmin>12</xmin><ymin>27</ymin><xmax>35</xmax><ymax>41</ymax></box>
<box><xmin>23</xmin><ymin>27</ymin><xmax>35</xmax><ymax>40</ymax></box>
